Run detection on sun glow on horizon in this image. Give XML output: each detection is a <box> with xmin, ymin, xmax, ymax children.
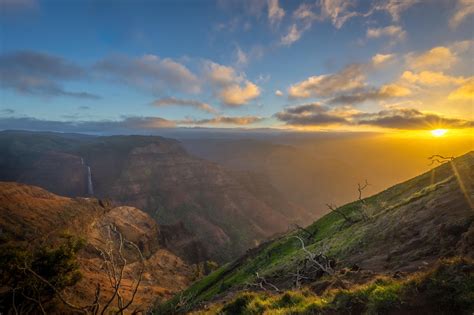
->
<box><xmin>431</xmin><ymin>129</ymin><xmax>448</xmax><ymax>137</ymax></box>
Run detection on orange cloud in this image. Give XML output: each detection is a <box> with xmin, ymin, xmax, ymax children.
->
<box><xmin>448</xmin><ymin>79</ymin><xmax>474</xmax><ymax>101</ymax></box>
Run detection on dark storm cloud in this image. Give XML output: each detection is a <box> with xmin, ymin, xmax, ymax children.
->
<box><xmin>0</xmin><ymin>51</ymin><xmax>100</xmax><ymax>99</ymax></box>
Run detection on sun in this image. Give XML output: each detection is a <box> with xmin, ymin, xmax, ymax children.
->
<box><xmin>431</xmin><ymin>129</ymin><xmax>448</xmax><ymax>137</ymax></box>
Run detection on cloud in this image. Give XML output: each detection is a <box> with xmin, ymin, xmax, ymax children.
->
<box><xmin>286</xmin><ymin>0</ymin><xmax>360</xmax><ymax>45</ymax></box>
<box><xmin>406</xmin><ymin>46</ymin><xmax>457</xmax><ymax>71</ymax></box>
<box><xmin>275</xmin><ymin>89</ymin><xmax>284</xmax><ymax>96</ymax></box>
<box><xmin>328</xmin><ymin>84</ymin><xmax>411</xmax><ymax>105</ymax></box>
<box><xmin>267</xmin><ymin>0</ymin><xmax>285</xmax><ymax>26</ymax></box>
<box><xmin>448</xmin><ymin>79</ymin><xmax>474</xmax><ymax>101</ymax></box>
<box><xmin>371</xmin><ymin>53</ymin><xmax>395</xmax><ymax>66</ymax></box>
<box><xmin>0</xmin><ymin>108</ymin><xmax>15</xmax><ymax>115</ymax></box>
<box><xmin>78</xmin><ymin>106</ymin><xmax>90</xmax><ymax>110</ymax></box>
<box><xmin>179</xmin><ymin>115</ymin><xmax>263</xmax><ymax>126</ymax></box>
<box><xmin>450</xmin><ymin>0</ymin><xmax>474</xmax><ymax>28</ymax></box>
<box><xmin>372</xmin><ymin>0</ymin><xmax>419</xmax><ymax>21</ymax></box>
<box><xmin>275</xmin><ymin>104</ymin><xmax>473</xmax><ymax>130</ymax></box>
<box><xmin>280</xmin><ymin>24</ymin><xmax>306</xmax><ymax>46</ymax></box>
<box><xmin>293</xmin><ymin>3</ymin><xmax>317</xmax><ymax>20</ymax></box>
<box><xmin>0</xmin><ymin>51</ymin><xmax>100</xmax><ymax>99</ymax></box>
<box><xmin>450</xmin><ymin>39</ymin><xmax>474</xmax><ymax>54</ymax></box>
<box><xmin>319</xmin><ymin>0</ymin><xmax>359</xmax><ymax>29</ymax></box>
<box><xmin>355</xmin><ymin>108</ymin><xmax>473</xmax><ymax>130</ymax></box>
<box><xmin>152</xmin><ymin>97</ymin><xmax>217</xmax><ymax>114</ymax></box>
<box><xmin>0</xmin><ymin>116</ymin><xmax>176</xmax><ymax>134</ymax></box>
<box><xmin>367</xmin><ymin>25</ymin><xmax>406</xmax><ymax>41</ymax></box>
<box><xmin>401</xmin><ymin>71</ymin><xmax>467</xmax><ymax>86</ymax></box>
<box><xmin>218</xmin><ymin>82</ymin><xmax>260</xmax><ymax>106</ymax></box>
<box><xmin>275</xmin><ymin>103</ymin><xmax>348</xmax><ymax>126</ymax></box>
<box><xmin>235</xmin><ymin>46</ymin><xmax>249</xmax><ymax>66</ymax></box>
<box><xmin>286</xmin><ymin>0</ymin><xmax>417</xmax><ymax>45</ymax></box>
<box><xmin>0</xmin><ymin>114</ymin><xmax>262</xmax><ymax>133</ymax></box>
<box><xmin>94</xmin><ymin>54</ymin><xmax>200</xmax><ymax>94</ymax></box>
<box><xmin>288</xmin><ymin>64</ymin><xmax>366</xmax><ymax>99</ymax></box>
<box><xmin>204</xmin><ymin>61</ymin><xmax>260</xmax><ymax>106</ymax></box>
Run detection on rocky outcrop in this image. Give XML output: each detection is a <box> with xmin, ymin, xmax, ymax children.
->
<box><xmin>0</xmin><ymin>182</ymin><xmax>192</xmax><ymax>311</ymax></box>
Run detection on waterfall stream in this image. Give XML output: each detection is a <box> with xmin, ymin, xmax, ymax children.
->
<box><xmin>81</xmin><ymin>157</ymin><xmax>94</xmax><ymax>196</ymax></box>
<box><xmin>87</xmin><ymin>166</ymin><xmax>94</xmax><ymax>195</ymax></box>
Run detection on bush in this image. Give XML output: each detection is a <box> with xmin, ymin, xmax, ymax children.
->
<box><xmin>221</xmin><ymin>293</ymin><xmax>255</xmax><ymax>314</ymax></box>
<box><xmin>0</xmin><ymin>235</ymin><xmax>85</xmax><ymax>313</ymax></box>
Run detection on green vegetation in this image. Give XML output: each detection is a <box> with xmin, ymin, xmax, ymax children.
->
<box><xmin>0</xmin><ymin>235</ymin><xmax>85</xmax><ymax>313</ymax></box>
<box><xmin>195</xmin><ymin>257</ymin><xmax>474</xmax><ymax>315</ymax></box>
<box><xmin>155</xmin><ymin>153</ymin><xmax>473</xmax><ymax>313</ymax></box>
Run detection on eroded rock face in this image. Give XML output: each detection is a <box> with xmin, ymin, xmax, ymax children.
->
<box><xmin>18</xmin><ymin>151</ymin><xmax>89</xmax><ymax>197</ymax></box>
<box><xmin>90</xmin><ymin>142</ymin><xmax>299</xmax><ymax>262</ymax></box>
<box><xmin>0</xmin><ymin>132</ymin><xmax>310</xmax><ymax>263</ymax></box>
<box><xmin>0</xmin><ymin>182</ymin><xmax>192</xmax><ymax>312</ymax></box>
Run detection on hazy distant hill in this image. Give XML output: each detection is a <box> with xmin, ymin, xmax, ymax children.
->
<box><xmin>0</xmin><ymin>131</ymin><xmax>311</xmax><ymax>263</ymax></box>
<box><xmin>158</xmin><ymin>151</ymin><xmax>474</xmax><ymax>314</ymax></box>
<box><xmin>182</xmin><ymin>135</ymin><xmax>473</xmax><ymax>218</ymax></box>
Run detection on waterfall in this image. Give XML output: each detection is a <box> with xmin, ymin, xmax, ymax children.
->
<box><xmin>80</xmin><ymin>157</ymin><xmax>84</xmax><ymax>165</ymax></box>
<box><xmin>87</xmin><ymin>165</ymin><xmax>94</xmax><ymax>196</ymax></box>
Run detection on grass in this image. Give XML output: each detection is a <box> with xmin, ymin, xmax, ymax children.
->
<box><xmin>193</xmin><ymin>257</ymin><xmax>474</xmax><ymax>315</ymax></box>
<box><xmin>154</xmin><ymin>153</ymin><xmax>473</xmax><ymax>313</ymax></box>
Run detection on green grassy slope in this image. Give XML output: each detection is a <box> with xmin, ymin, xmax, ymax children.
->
<box><xmin>155</xmin><ymin>151</ymin><xmax>473</xmax><ymax>313</ymax></box>
<box><xmin>195</xmin><ymin>257</ymin><xmax>474</xmax><ymax>315</ymax></box>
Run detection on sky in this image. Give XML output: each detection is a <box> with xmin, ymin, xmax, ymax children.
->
<box><xmin>0</xmin><ymin>0</ymin><xmax>473</xmax><ymax>135</ymax></box>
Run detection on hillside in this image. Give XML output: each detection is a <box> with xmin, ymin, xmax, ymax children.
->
<box><xmin>157</xmin><ymin>151</ymin><xmax>474</xmax><ymax>314</ymax></box>
<box><xmin>0</xmin><ymin>131</ymin><xmax>311</xmax><ymax>263</ymax></box>
<box><xmin>182</xmin><ymin>135</ymin><xmax>473</xmax><ymax>218</ymax></box>
<box><xmin>0</xmin><ymin>182</ymin><xmax>192</xmax><ymax>313</ymax></box>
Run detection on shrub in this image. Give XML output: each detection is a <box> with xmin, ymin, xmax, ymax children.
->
<box><xmin>0</xmin><ymin>235</ymin><xmax>85</xmax><ymax>313</ymax></box>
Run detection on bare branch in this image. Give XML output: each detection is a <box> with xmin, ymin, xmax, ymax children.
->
<box><xmin>19</xmin><ymin>264</ymin><xmax>89</xmax><ymax>314</ymax></box>
<box><xmin>326</xmin><ymin>203</ymin><xmax>353</xmax><ymax>224</ymax></box>
<box><xmin>356</xmin><ymin>180</ymin><xmax>370</xmax><ymax>221</ymax></box>
<box><xmin>115</xmin><ymin>240</ymin><xmax>145</xmax><ymax>314</ymax></box>
<box><xmin>12</xmin><ymin>288</ymin><xmax>19</xmax><ymax>315</ymax></box>
<box><xmin>292</xmin><ymin>224</ymin><xmax>317</xmax><ymax>239</ymax></box>
<box><xmin>292</xmin><ymin>236</ymin><xmax>334</xmax><ymax>275</ymax></box>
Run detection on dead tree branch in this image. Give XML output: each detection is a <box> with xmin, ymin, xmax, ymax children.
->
<box><xmin>292</xmin><ymin>224</ymin><xmax>317</xmax><ymax>239</ymax></box>
<box><xmin>19</xmin><ymin>223</ymin><xmax>144</xmax><ymax>315</ymax></box>
<box><xmin>19</xmin><ymin>264</ymin><xmax>92</xmax><ymax>314</ymax></box>
<box><xmin>356</xmin><ymin>180</ymin><xmax>370</xmax><ymax>221</ymax></box>
<box><xmin>98</xmin><ymin>224</ymin><xmax>145</xmax><ymax>315</ymax></box>
<box><xmin>292</xmin><ymin>236</ymin><xmax>334</xmax><ymax>276</ymax></box>
<box><xmin>326</xmin><ymin>203</ymin><xmax>354</xmax><ymax>224</ymax></box>
<box><xmin>245</xmin><ymin>272</ymin><xmax>280</xmax><ymax>292</ymax></box>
